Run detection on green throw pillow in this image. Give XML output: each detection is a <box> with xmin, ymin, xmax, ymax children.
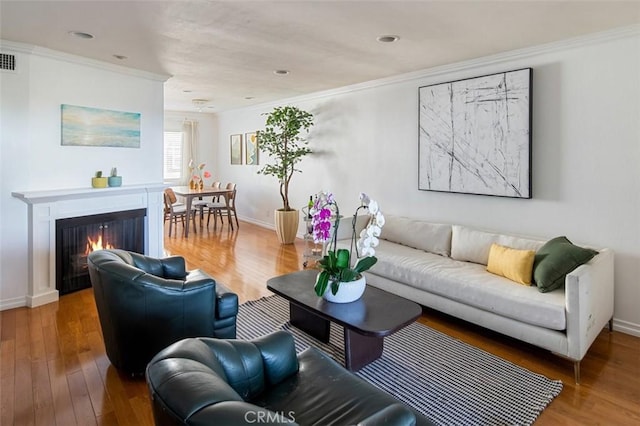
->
<box><xmin>533</xmin><ymin>236</ymin><xmax>598</xmax><ymax>293</ymax></box>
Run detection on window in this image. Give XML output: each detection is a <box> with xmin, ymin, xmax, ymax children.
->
<box><xmin>163</xmin><ymin>131</ymin><xmax>183</xmax><ymax>181</ymax></box>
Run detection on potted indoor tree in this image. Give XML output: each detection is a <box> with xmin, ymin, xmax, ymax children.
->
<box><xmin>258</xmin><ymin>105</ymin><xmax>314</xmax><ymax>244</ymax></box>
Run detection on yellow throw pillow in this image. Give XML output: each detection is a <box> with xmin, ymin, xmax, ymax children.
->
<box><xmin>486</xmin><ymin>243</ymin><xmax>536</xmax><ymax>285</ymax></box>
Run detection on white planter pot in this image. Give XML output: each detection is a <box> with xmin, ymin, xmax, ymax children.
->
<box><xmin>322</xmin><ymin>275</ymin><xmax>366</xmax><ymax>303</ymax></box>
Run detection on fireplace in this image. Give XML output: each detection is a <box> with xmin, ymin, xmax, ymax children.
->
<box><xmin>55</xmin><ymin>208</ymin><xmax>146</xmax><ymax>295</ymax></box>
<box><xmin>11</xmin><ymin>183</ymin><xmax>165</xmax><ymax>309</ymax></box>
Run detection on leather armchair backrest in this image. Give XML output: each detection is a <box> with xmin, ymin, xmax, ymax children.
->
<box><xmin>88</xmin><ymin>249</ymin><xmax>218</xmax><ymax>375</ymax></box>
<box><xmin>200</xmin><ymin>339</ymin><xmax>266</xmax><ymax>399</ymax></box>
<box><xmin>253</xmin><ymin>331</ymin><xmax>299</xmax><ymax>386</ymax></box>
<box><xmin>146</xmin><ymin>332</ymin><xmax>299</xmax><ymax>418</ymax></box>
<box><xmin>124</xmin><ymin>250</ymin><xmax>187</xmax><ymax>279</ymax></box>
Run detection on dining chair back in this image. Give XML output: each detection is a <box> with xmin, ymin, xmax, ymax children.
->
<box><xmin>165</xmin><ymin>187</ymin><xmax>179</xmax><ymax>204</ymax></box>
<box><xmin>206</xmin><ymin>183</ymin><xmax>239</xmax><ymax>230</ymax></box>
<box><xmin>164</xmin><ymin>189</ymin><xmax>197</xmax><ymax>237</ymax></box>
<box><xmin>192</xmin><ymin>181</ymin><xmax>223</xmax><ymax>226</ymax></box>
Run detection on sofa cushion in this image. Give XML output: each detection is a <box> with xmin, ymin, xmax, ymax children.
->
<box><xmin>533</xmin><ymin>236</ymin><xmax>598</xmax><ymax>293</ymax></box>
<box><xmin>366</xmin><ymin>240</ymin><xmax>566</xmax><ymax>330</ymax></box>
<box><xmin>486</xmin><ymin>244</ymin><xmax>536</xmax><ymax>285</ymax></box>
<box><xmin>498</xmin><ymin>234</ymin><xmax>545</xmax><ymax>252</ymax></box>
<box><xmin>381</xmin><ymin>215</ymin><xmax>452</xmax><ymax>256</ymax></box>
<box><xmin>335</xmin><ymin>214</ymin><xmax>371</xmax><ymax>241</ymax></box>
<box><xmin>451</xmin><ymin>226</ymin><xmax>500</xmax><ymax>265</ymax></box>
<box><xmin>451</xmin><ymin>226</ymin><xmax>544</xmax><ymax>266</ymax></box>
<box><xmin>254</xmin><ymin>346</ymin><xmax>427</xmax><ymax>425</ymax></box>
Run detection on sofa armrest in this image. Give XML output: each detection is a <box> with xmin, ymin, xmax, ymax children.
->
<box><xmin>357</xmin><ymin>403</ymin><xmax>417</xmax><ymax>426</ymax></box>
<box><xmin>183</xmin><ymin>269</ymin><xmax>217</xmax><ymax>290</ymax></box>
<box><xmin>564</xmin><ymin>248</ymin><xmax>614</xmax><ymax>361</ymax></box>
<box><xmin>253</xmin><ymin>331</ymin><xmax>299</xmax><ymax>386</ymax></box>
<box><xmin>215</xmin><ymin>282</ymin><xmax>239</xmax><ymax>319</ymax></box>
<box><xmin>189</xmin><ymin>401</ymin><xmax>298</xmax><ymax>425</ymax></box>
<box><xmin>160</xmin><ymin>255</ymin><xmax>187</xmax><ymax>279</ymax></box>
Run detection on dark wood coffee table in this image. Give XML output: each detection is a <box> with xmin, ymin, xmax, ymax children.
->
<box><xmin>267</xmin><ymin>269</ymin><xmax>422</xmax><ymax>372</ymax></box>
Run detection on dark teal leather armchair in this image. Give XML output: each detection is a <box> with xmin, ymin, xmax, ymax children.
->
<box><xmin>146</xmin><ymin>331</ymin><xmax>433</xmax><ymax>425</ymax></box>
<box><xmin>87</xmin><ymin>249</ymin><xmax>238</xmax><ymax>376</ymax></box>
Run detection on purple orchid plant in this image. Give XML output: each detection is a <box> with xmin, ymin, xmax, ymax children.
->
<box><xmin>310</xmin><ymin>191</ymin><xmax>385</xmax><ymax>296</ymax></box>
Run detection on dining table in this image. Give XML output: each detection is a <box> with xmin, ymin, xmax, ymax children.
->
<box><xmin>171</xmin><ymin>186</ymin><xmax>233</xmax><ymax>238</ymax></box>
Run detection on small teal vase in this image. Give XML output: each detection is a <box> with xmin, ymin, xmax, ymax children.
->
<box><xmin>108</xmin><ymin>176</ymin><xmax>122</xmax><ymax>187</ymax></box>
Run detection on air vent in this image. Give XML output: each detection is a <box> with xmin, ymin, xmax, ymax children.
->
<box><xmin>0</xmin><ymin>53</ymin><xmax>16</xmax><ymax>71</ymax></box>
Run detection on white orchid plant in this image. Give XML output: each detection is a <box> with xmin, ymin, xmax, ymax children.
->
<box><xmin>310</xmin><ymin>191</ymin><xmax>385</xmax><ymax>297</ymax></box>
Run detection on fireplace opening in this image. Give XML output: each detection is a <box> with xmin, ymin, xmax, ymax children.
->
<box><xmin>56</xmin><ymin>208</ymin><xmax>146</xmax><ymax>295</ymax></box>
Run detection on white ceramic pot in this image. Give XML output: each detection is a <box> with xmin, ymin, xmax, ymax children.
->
<box><xmin>323</xmin><ymin>274</ymin><xmax>366</xmax><ymax>303</ymax></box>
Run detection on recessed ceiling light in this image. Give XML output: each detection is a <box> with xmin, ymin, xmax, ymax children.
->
<box><xmin>112</xmin><ymin>54</ymin><xmax>127</xmax><ymax>60</ymax></box>
<box><xmin>183</xmin><ymin>90</ymin><xmax>193</xmax><ymax>93</ymax></box>
<box><xmin>273</xmin><ymin>70</ymin><xmax>290</xmax><ymax>75</ymax></box>
<box><xmin>68</xmin><ymin>31</ymin><xmax>94</xmax><ymax>39</ymax></box>
<box><xmin>244</xmin><ymin>96</ymin><xmax>255</xmax><ymax>100</ymax></box>
<box><xmin>377</xmin><ymin>35</ymin><xmax>399</xmax><ymax>43</ymax></box>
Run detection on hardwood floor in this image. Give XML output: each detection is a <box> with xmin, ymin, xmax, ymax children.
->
<box><xmin>1</xmin><ymin>220</ymin><xmax>638</xmax><ymax>425</ymax></box>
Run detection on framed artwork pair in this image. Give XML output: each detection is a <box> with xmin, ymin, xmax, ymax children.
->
<box><xmin>230</xmin><ymin>132</ymin><xmax>259</xmax><ymax>165</ymax></box>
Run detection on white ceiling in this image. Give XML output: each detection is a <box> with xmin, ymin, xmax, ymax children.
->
<box><xmin>1</xmin><ymin>1</ymin><xmax>639</xmax><ymax>112</ymax></box>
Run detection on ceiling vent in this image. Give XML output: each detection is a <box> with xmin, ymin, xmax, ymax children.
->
<box><xmin>0</xmin><ymin>53</ymin><xmax>17</xmax><ymax>72</ymax></box>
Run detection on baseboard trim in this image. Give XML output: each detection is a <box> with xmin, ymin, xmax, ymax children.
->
<box><xmin>26</xmin><ymin>290</ymin><xmax>59</xmax><ymax>308</ymax></box>
<box><xmin>613</xmin><ymin>318</ymin><xmax>640</xmax><ymax>337</ymax></box>
<box><xmin>0</xmin><ymin>296</ymin><xmax>27</xmax><ymax>311</ymax></box>
<box><xmin>238</xmin><ymin>216</ymin><xmax>307</xmax><ymax>240</ymax></box>
<box><xmin>0</xmin><ymin>291</ymin><xmax>60</xmax><ymax>311</ymax></box>
<box><xmin>238</xmin><ymin>216</ymin><xmax>274</xmax><ymax>230</ymax></box>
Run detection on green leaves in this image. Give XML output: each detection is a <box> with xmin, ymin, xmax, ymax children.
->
<box><xmin>314</xmin><ymin>249</ymin><xmax>377</xmax><ymax>296</ymax></box>
<box><xmin>314</xmin><ymin>270</ymin><xmax>330</xmax><ymax>296</ymax></box>
<box><xmin>353</xmin><ymin>256</ymin><xmax>377</xmax><ymax>274</ymax></box>
<box><xmin>336</xmin><ymin>249</ymin><xmax>350</xmax><ymax>269</ymax></box>
<box><xmin>257</xmin><ymin>106</ymin><xmax>314</xmax><ymax>211</ymax></box>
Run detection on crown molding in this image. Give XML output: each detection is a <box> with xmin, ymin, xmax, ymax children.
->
<box><xmin>0</xmin><ymin>39</ymin><xmax>34</xmax><ymax>54</ymax></box>
<box><xmin>0</xmin><ymin>39</ymin><xmax>171</xmax><ymax>82</ymax></box>
<box><xmin>220</xmin><ymin>24</ymin><xmax>640</xmax><ymax>115</ymax></box>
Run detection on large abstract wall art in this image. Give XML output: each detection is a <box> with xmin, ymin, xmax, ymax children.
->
<box><xmin>418</xmin><ymin>68</ymin><xmax>532</xmax><ymax>198</ymax></box>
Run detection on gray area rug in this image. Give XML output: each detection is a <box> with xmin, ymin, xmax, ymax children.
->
<box><xmin>237</xmin><ymin>296</ymin><xmax>563</xmax><ymax>426</ymax></box>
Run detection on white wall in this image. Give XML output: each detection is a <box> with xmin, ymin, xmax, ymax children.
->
<box><xmin>0</xmin><ymin>42</ymin><xmax>166</xmax><ymax>308</ymax></box>
<box><xmin>214</xmin><ymin>30</ymin><xmax>640</xmax><ymax>334</ymax></box>
<box><xmin>164</xmin><ymin>111</ymin><xmax>218</xmax><ymax>184</ymax></box>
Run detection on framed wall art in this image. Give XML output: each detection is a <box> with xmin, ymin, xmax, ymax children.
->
<box><xmin>61</xmin><ymin>104</ymin><xmax>141</xmax><ymax>148</ymax></box>
<box><xmin>245</xmin><ymin>132</ymin><xmax>259</xmax><ymax>165</ymax></box>
<box><xmin>418</xmin><ymin>68</ymin><xmax>532</xmax><ymax>198</ymax></box>
<box><xmin>230</xmin><ymin>134</ymin><xmax>243</xmax><ymax>165</ymax></box>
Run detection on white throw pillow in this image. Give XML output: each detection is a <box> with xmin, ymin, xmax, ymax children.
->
<box><xmin>498</xmin><ymin>235</ymin><xmax>545</xmax><ymax>252</ymax></box>
<box><xmin>380</xmin><ymin>215</ymin><xmax>452</xmax><ymax>256</ymax></box>
<box><xmin>334</xmin><ymin>214</ymin><xmax>370</xmax><ymax>241</ymax></box>
<box><xmin>451</xmin><ymin>225</ymin><xmax>501</xmax><ymax>265</ymax></box>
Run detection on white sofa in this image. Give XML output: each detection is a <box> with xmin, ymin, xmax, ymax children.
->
<box><xmin>337</xmin><ymin>215</ymin><xmax>614</xmax><ymax>383</ymax></box>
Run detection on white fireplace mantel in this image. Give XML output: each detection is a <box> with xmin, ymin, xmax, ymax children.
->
<box><xmin>12</xmin><ymin>183</ymin><xmax>166</xmax><ymax>308</ymax></box>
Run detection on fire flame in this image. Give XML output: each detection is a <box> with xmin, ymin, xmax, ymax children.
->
<box><xmin>86</xmin><ymin>235</ymin><xmax>114</xmax><ymax>254</ymax></box>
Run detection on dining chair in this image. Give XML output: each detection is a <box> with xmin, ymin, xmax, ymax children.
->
<box><xmin>164</xmin><ymin>189</ymin><xmax>198</xmax><ymax>237</ymax></box>
<box><xmin>206</xmin><ymin>183</ymin><xmax>238</xmax><ymax>230</ymax></box>
<box><xmin>193</xmin><ymin>181</ymin><xmax>221</xmax><ymax>226</ymax></box>
<box><xmin>163</xmin><ymin>188</ymin><xmax>184</xmax><ymax>222</ymax></box>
